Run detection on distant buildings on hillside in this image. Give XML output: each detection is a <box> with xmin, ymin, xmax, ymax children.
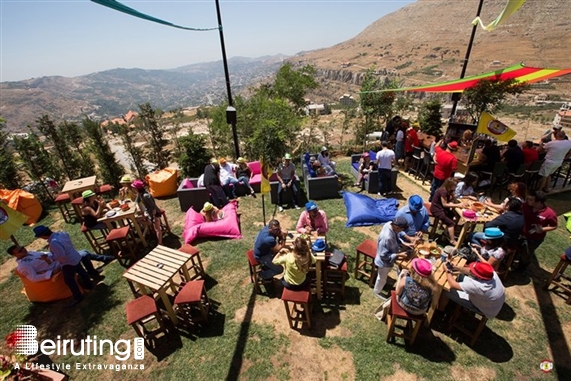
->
<box><xmin>554</xmin><ymin>102</ymin><xmax>571</xmax><ymax>128</ymax></box>
<box><xmin>339</xmin><ymin>94</ymin><xmax>356</xmax><ymax>106</ymax></box>
<box><xmin>100</xmin><ymin>110</ymin><xmax>138</xmax><ymax>128</ymax></box>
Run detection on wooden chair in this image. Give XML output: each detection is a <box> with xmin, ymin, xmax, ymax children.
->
<box><xmin>281</xmin><ymin>288</ymin><xmax>311</xmax><ymax>329</ymax></box>
<box><xmin>501</xmin><ymin>163</ymin><xmax>528</xmax><ymax>199</ymax></box>
<box><xmin>481</xmin><ymin>161</ymin><xmax>507</xmax><ymax>198</ymax></box>
<box><xmin>174</xmin><ymin>280</ymin><xmax>211</xmax><ymax>326</ymax></box>
<box><xmin>54</xmin><ymin>193</ymin><xmax>74</xmax><ymax>223</ymax></box>
<box><xmin>420</xmin><ymin>148</ymin><xmax>434</xmax><ymax>185</ymax></box>
<box><xmin>245</xmin><ymin>249</ymin><xmax>272</xmax><ymax>294</ymax></box>
<box><xmin>323</xmin><ymin>256</ymin><xmax>348</xmax><ymax>300</ymax></box>
<box><xmin>497</xmin><ymin>245</ymin><xmax>518</xmax><ymax>281</ymax></box>
<box><xmin>354</xmin><ymin>239</ymin><xmax>377</xmax><ymax>287</ymax></box>
<box><xmin>386</xmin><ymin>291</ymin><xmax>425</xmax><ymax>346</ymax></box>
<box><xmin>543</xmin><ymin>253</ymin><xmax>571</xmax><ymax>305</ymax></box>
<box><xmin>81</xmin><ymin>223</ymin><xmax>110</xmax><ymax>256</ymax></box>
<box><xmin>178</xmin><ymin>244</ymin><xmax>205</xmax><ymax>281</ymax></box>
<box><xmin>408</xmin><ymin>146</ymin><xmax>423</xmax><ymax>178</ymax></box>
<box><xmin>524</xmin><ymin>159</ymin><xmax>544</xmax><ymax>190</ymax></box>
<box><xmin>106</xmin><ymin>226</ymin><xmax>138</xmax><ymax>266</ymax></box>
<box><xmin>448</xmin><ymin>302</ymin><xmax>488</xmax><ymax>346</ymax></box>
<box><xmin>424</xmin><ymin>202</ymin><xmax>443</xmax><ymax>240</ymax></box>
<box><xmin>125</xmin><ymin>295</ymin><xmax>168</xmax><ymax>348</ymax></box>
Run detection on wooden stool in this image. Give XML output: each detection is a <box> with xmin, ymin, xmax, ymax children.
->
<box><xmin>106</xmin><ymin>226</ymin><xmax>138</xmax><ymax>266</ymax></box>
<box><xmin>174</xmin><ymin>280</ymin><xmax>210</xmax><ymax>325</ymax></box>
<box><xmin>497</xmin><ymin>246</ymin><xmax>518</xmax><ymax>281</ymax></box>
<box><xmin>544</xmin><ymin>253</ymin><xmax>571</xmax><ymax>305</ymax></box>
<box><xmin>81</xmin><ymin>223</ymin><xmax>110</xmax><ymax>255</ymax></box>
<box><xmin>178</xmin><ymin>244</ymin><xmax>205</xmax><ymax>281</ymax></box>
<box><xmin>355</xmin><ymin>239</ymin><xmax>377</xmax><ymax>287</ymax></box>
<box><xmin>96</xmin><ymin>184</ymin><xmax>114</xmax><ymax>199</ymax></box>
<box><xmin>386</xmin><ymin>291</ymin><xmax>425</xmax><ymax>346</ymax></box>
<box><xmin>323</xmin><ymin>257</ymin><xmax>348</xmax><ymax>300</ymax></box>
<box><xmin>246</xmin><ymin>249</ymin><xmax>272</xmax><ymax>294</ymax></box>
<box><xmin>55</xmin><ymin>193</ymin><xmax>74</xmax><ymax>223</ymax></box>
<box><xmin>71</xmin><ymin>196</ymin><xmax>84</xmax><ymax>221</ymax></box>
<box><xmin>448</xmin><ymin>302</ymin><xmax>488</xmax><ymax>346</ymax></box>
<box><xmin>281</xmin><ymin>288</ymin><xmax>311</xmax><ymax>329</ymax></box>
<box><xmin>126</xmin><ymin>295</ymin><xmax>167</xmax><ymax>348</ymax></box>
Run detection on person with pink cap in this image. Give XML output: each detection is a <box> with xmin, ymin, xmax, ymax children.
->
<box><xmin>445</xmin><ymin>261</ymin><xmax>505</xmax><ymax>319</ymax></box>
<box><xmin>395</xmin><ymin>258</ymin><xmax>436</xmax><ymax>315</ymax></box>
<box><xmin>132</xmin><ymin>179</ymin><xmax>164</xmax><ymax>245</ymax></box>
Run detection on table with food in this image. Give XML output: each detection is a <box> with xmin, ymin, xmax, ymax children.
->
<box><xmin>97</xmin><ymin>198</ymin><xmax>149</xmax><ymax>247</ymax></box>
<box><xmin>453</xmin><ymin>198</ymin><xmax>499</xmax><ymax>249</ymax></box>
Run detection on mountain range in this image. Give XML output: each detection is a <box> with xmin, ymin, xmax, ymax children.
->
<box><xmin>2</xmin><ymin>0</ymin><xmax>570</xmax><ymax>132</ymax></box>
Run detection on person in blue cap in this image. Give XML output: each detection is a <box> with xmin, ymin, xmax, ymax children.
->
<box><xmin>395</xmin><ymin>195</ymin><xmax>430</xmax><ymax>244</ymax></box>
<box><xmin>470</xmin><ymin>227</ymin><xmax>506</xmax><ymax>271</ymax></box>
<box><xmin>296</xmin><ymin>201</ymin><xmax>329</xmax><ymax>235</ymax></box>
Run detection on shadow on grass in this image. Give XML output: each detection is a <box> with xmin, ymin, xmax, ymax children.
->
<box><xmin>173</xmin><ymin>298</ymin><xmax>225</xmax><ymax>342</ymax></box>
<box><xmin>495</xmin><ymin>302</ymin><xmax>516</xmax><ymax>322</ymax></box>
<box><xmin>403</xmin><ymin>328</ymin><xmax>457</xmax><ymax>363</ymax></box>
<box><xmin>226</xmin><ymin>286</ymin><xmax>257</xmax><ymax>381</ymax></box>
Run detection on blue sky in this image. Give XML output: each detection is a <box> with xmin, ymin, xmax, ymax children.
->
<box><xmin>0</xmin><ymin>0</ymin><xmax>414</xmax><ymax>81</ymax></box>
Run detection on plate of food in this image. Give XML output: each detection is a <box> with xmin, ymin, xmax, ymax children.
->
<box><xmin>105</xmin><ymin>210</ymin><xmax>116</xmax><ymax>217</ymax></box>
<box><xmin>430</xmin><ymin>248</ymin><xmax>441</xmax><ymax>256</ymax></box>
<box><xmin>113</xmin><ymin>207</ymin><xmax>121</xmax><ymax>212</ymax></box>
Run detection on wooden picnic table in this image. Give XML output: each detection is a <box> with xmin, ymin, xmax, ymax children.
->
<box><xmin>397</xmin><ymin>253</ymin><xmax>467</xmax><ymax>324</ymax></box>
<box><xmin>122</xmin><ymin>245</ymin><xmax>195</xmax><ymax>325</ymax></box>
<box><xmin>61</xmin><ymin>176</ymin><xmax>97</xmax><ymax>217</ymax></box>
<box><xmin>97</xmin><ymin>201</ymin><xmax>148</xmax><ymax>247</ymax></box>
<box><xmin>284</xmin><ymin>231</ymin><xmax>327</xmax><ymax>300</ymax></box>
<box><xmin>454</xmin><ymin>199</ymin><xmax>499</xmax><ymax>249</ymax></box>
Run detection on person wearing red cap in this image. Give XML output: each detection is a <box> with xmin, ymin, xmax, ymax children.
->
<box><xmin>445</xmin><ymin>261</ymin><xmax>505</xmax><ymax>319</ymax></box>
<box><xmin>429</xmin><ymin>140</ymin><xmax>458</xmax><ymax>202</ymax></box>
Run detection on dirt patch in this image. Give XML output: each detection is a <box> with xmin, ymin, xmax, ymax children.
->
<box><xmin>0</xmin><ymin>259</ymin><xmax>18</xmax><ymax>283</ymax></box>
<box><xmin>233</xmin><ymin>298</ymin><xmax>356</xmax><ymax>379</ymax></box>
<box><xmin>383</xmin><ymin>365</ymin><xmax>423</xmax><ymax>381</ymax></box>
<box><xmin>353</xmin><ymin>226</ymin><xmax>379</xmax><ymax>240</ymax></box>
<box><xmin>450</xmin><ymin>365</ymin><xmax>496</xmax><ymax>381</ymax></box>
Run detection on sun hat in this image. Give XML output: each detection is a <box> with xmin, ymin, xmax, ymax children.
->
<box><xmin>321</xmin><ymin>146</ymin><xmax>328</xmax><ymax>152</ymax></box>
<box><xmin>283</xmin><ymin>153</ymin><xmax>292</xmax><ymax>160</ymax></box>
<box><xmin>210</xmin><ymin>158</ymin><xmax>218</xmax><ymax>164</ymax></box>
<box><xmin>131</xmin><ymin>179</ymin><xmax>145</xmax><ymax>189</ymax></box>
<box><xmin>361</xmin><ymin>152</ymin><xmax>369</xmax><ymax>158</ymax></box>
<box><xmin>236</xmin><ymin>157</ymin><xmax>246</xmax><ymax>164</ymax></box>
<box><xmin>305</xmin><ymin>201</ymin><xmax>318</xmax><ymax>212</ymax></box>
<box><xmin>203</xmin><ymin>202</ymin><xmax>213</xmax><ymax>212</ymax></box>
<box><xmin>483</xmin><ymin>227</ymin><xmax>504</xmax><ymax>240</ymax></box>
<box><xmin>553</xmin><ymin>124</ymin><xmax>563</xmax><ymax>130</ymax></box>
<box><xmin>408</xmin><ymin>195</ymin><xmax>423</xmax><ymax>211</ymax></box>
<box><xmin>311</xmin><ymin>239</ymin><xmax>326</xmax><ymax>252</ymax></box>
<box><xmin>33</xmin><ymin>225</ymin><xmax>51</xmax><ymax>238</ymax></box>
<box><xmin>219</xmin><ymin>157</ymin><xmax>227</xmax><ymax>165</ymax></box>
<box><xmin>411</xmin><ymin>258</ymin><xmax>432</xmax><ymax>277</ymax></box>
<box><xmin>82</xmin><ymin>189</ymin><xmax>96</xmax><ymax>199</ymax></box>
<box><xmin>412</xmin><ymin>122</ymin><xmax>420</xmax><ymax>128</ymax></box>
<box><xmin>469</xmin><ymin>262</ymin><xmax>494</xmax><ymax>280</ymax></box>
<box><xmin>392</xmin><ymin>216</ymin><xmax>409</xmax><ymax>230</ymax></box>
<box><xmin>462</xmin><ymin>209</ymin><xmax>477</xmax><ymax>220</ymax></box>
<box><xmin>120</xmin><ymin>175</ymin><xmax>132</xmax><ymax>183</ymax></box>
<box><xmin>448</xmin><ymin>141</ymin><xmax>459</xmax><ymax>150</ymax></box>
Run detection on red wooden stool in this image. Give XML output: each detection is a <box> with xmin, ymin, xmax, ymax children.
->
<box><xmin>126</xmin><ymin>295</ymin><xmax>167</xmax><ymax>348</ymax></box>
<box><xmin>81</xmin><ymin>223</ymin><xmax>109</xmax><ymax>256</ymax></box>
<box><xmin>178</xmin><ymin>244</ymin><xmax>205</xmax><ymax>281</ymax></box>
<box><xmin>281</xmin><ymin>288</ymin><xmax>311</xmax><ymax>329</ymax></box>
<box><xmin>386</xmin><ymin>290</ymin><xmax>425</xmax><ymax>346</ymax></box>
<box><xmin>355</xmin><ymin>239</ymin><xmax>377</xmax><ymax>287</ymax></box>
<box><xmin>174</xmin><ymin>280</ymin><xmax>210</xmax><ymax>326</ymax></box>
<box><xmin>544</xmin><ymin>253</ymin><xmax>571</xmax><ymax>304</ymax></box>
<box><xmin>71</xmin><ymin>196</ymin><xmax>84</xmax><ymax>222</ymax></box>
<box><xmin>246</xmin><ymin>249</ymin><xmax>273</xmax><ymax>294</ymax></box>
<box><xmin>55</xmin><ymin>193</ymin><xmax>74</xmax><ymax>223</ymax></box>
<box><xmin>106</xmin><ymin>226</ymin><xmax>138</xmax><ymax>266</ymax></box>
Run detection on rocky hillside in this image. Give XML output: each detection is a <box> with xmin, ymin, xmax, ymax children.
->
<box><xmin>296</xmin><ymin>0</ymin><xmax>571</xmax><ymax>97</ymax></box>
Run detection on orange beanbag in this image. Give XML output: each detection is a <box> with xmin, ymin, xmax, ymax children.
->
<box><xmin>14</xmin><ymin>269</ymin><xmax>74</xmax><ymax>302</ymax></box>
<box><xmin>145</xmin><ymin>168</ymin><xmax>178</xmax><ymax>198</ymax></box>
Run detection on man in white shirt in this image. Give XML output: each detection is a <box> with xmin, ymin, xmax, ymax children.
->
<box><xmin>376</xmin><ymin>141</ymin><xmax>395</xmax><ymax>196</ymax></box>
<box><xmin>218</xmin><ymin>157</ymin><xmax>240</xmax><ymax>199</ymax></box>
<box><xmin>538</xmin><ymin>130</ymin><xmax>571</xmax><ymax>192</ymax></box>
<box><xmin>8</xmin><ymin>245</ymin><xmax>61</xmax><ymax>282</ymax></box>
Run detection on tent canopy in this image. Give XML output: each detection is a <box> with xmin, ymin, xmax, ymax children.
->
<box><xmin>363</xmin><ymin>63</ymin><xmax>571</xmax><ymax>93</ymax></box>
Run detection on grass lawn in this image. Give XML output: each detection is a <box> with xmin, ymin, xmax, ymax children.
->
<box><xmin>1</xmin><ymin>157</ymin><xmax>570</xmax><ymax>380</ymax></box>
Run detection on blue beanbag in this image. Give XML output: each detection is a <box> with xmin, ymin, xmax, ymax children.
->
<box><xmin>342</xmin><ymin>191</ymin><xmax>399</xmax><ymax>227</ymax></box>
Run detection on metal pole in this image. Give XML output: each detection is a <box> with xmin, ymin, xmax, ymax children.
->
<box><xmin>450</xmin><ymin>0</ymin><xmax>485</xmax><ymax>119</ymax></box>
<box><xmin>215</xmin><ymin>0</ymin><xmax>240</xmax><ymax>158</ymax></box>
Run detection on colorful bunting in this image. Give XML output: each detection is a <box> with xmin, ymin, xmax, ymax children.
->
<box><xmin>472</xmin><ymin>0</ymin><xmax>526</xmax><ymax>32</ymax></box>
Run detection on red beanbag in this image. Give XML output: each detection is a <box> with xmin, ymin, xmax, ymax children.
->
<box><xmin>183</xmin><ymin>201</ymin><xmax>242</xmax><ymax>244</ymax></box>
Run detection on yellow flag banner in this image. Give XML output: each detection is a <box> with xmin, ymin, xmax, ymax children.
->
<box><xmin>476</xmin><ymin>111</ymin><xmax>517</xmax><ymax>142</ymax></box>
<box><xmin>0</xmin><ymin>202</ymin><xmax>28</xmax><ymax>240</ymax></box>
<box><xmin>472</xmin><ymin>0</ymin><xmax>526</xmax><ymax>31</ymax></box>
<box><xmin>260</xmin><ymin>159</ymin><xmax>271</xmax><ymax>195</ymax></box>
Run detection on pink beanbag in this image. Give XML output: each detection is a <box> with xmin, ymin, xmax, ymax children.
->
<box><xmin>183</xmin><ymin>201</ymin><xmax>242</xmax><ymax>244</ymax></box>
